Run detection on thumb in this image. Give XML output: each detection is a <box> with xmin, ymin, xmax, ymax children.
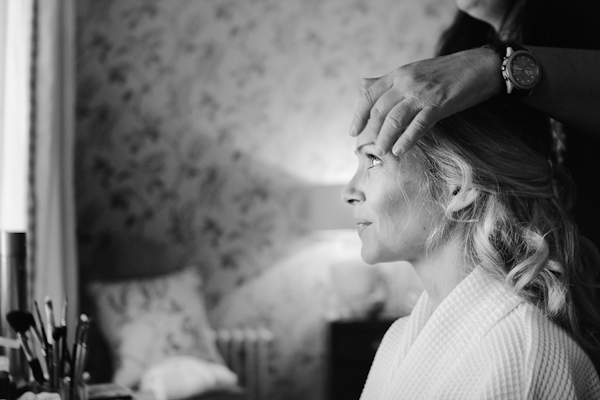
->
<box><xmin>361</xmin><ymin>77</ymin><xmax>380</xmax><ymax>89</ymax></box>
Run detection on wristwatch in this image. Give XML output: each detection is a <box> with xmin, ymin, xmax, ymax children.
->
<box><xmin>498</xmin><ymin>43</ymin><xmax>542</xmax><ymax>97</ymax></box>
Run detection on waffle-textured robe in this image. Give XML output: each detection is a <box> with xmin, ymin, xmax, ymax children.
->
<box><xmin>360</xmin><ymin>267</ymin><xmax>600</xmax><ymax>399</ymax></box>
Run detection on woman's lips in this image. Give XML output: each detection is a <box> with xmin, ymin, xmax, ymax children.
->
<box><xmin>355</xmin><ymin>219</ymin><xmax>372</xmax><ymax>232</ymax></box>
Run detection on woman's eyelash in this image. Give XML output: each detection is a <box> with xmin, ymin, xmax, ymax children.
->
<box><xmin>366</xmin><ymin>153</ymin><xmax>383</xmax><ymax>167</ymax></box>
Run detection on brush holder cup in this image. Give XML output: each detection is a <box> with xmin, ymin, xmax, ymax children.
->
<box><xmin>25</xmin><ymin>379</ymin><xmax>88</xmax><ymax>400</ymax></box>
<box><xmin>0</xmin><ymin>232</ymin><xmax>29</xmax><ymax>384</ymax></box>
<box><xmin>16</xmin><ymin>382</ymin><xmax>88</xmax><ymax>400</ymax></box>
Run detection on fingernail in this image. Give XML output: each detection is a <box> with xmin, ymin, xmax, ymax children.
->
<box><xmin>349</xmin><ymin>125</ymin><xmax>357</xmax><ymax>136</ymax></box>
<box><xmin>392</xmin><ymin>144</ymin><xmax>404</xmax><ymax>156</ymax></box>
<box><xmin>362</xmin><ymin>77</ymin><xmax>378</xmax><ymax>89</ymax></box>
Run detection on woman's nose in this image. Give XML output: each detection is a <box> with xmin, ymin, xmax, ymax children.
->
<box><xmin>342</xmin><ymin>176</ymin><xmax>362</xmax><ymax>205</ymax></box>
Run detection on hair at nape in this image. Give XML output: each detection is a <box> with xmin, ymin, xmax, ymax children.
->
<box><xmin>412</xmin><ymin>100</ymin><xmax>600</xmax><ymax>361</ymax></box>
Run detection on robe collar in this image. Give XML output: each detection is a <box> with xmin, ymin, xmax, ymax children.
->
<box><xmin>384</xmin><ymin>267</ymin><xmax>523</xmax><ymax>398</ymax></box>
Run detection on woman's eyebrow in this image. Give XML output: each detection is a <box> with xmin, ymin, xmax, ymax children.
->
<box><xmin>355</xmin><ymin>141</ymin><xmax>375</xmax><ymax>155</ymax></box>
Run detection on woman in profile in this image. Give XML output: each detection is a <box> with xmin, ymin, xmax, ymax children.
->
<box><xmin>343</xmin><ymin>100</ymin><xmax>600</xmax><ymax>399</ymax></box>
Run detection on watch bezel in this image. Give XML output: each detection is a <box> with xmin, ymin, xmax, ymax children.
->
<box><xmin>502</xmin><ymin>48</ymin><xmax>541</xmax><ymax>92</ymax></box>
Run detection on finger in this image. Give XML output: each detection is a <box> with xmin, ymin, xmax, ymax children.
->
<box><xmin>361</xmin><ymin>77</ymin><xmax>379</xmax><ymax>89</ymax></box>
<box><xmin>361</xmin><ymin>88</ymin><xmax>405</xmax><ymax>147</ymax></box>
<box><xmin>375</xmin><ymin>98</ymin><xmax>421</xmax><ymax>154</ymax></box>
<box><xmin>349</xmin><ymin>76</ymin><xmax>392</xmax><ymax>136</ymax></box>
<box><xmin>392</xmin><ymin>106</ymin><xmax>441</xmax><ymax>156</ymax></box>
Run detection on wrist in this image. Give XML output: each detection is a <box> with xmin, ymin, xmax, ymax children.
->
<box><xmin>480</xmin><ymin>46</ymin><xmax>505</xmax><ymax>98</ymax></box>
<box><xmin>484</xmin><ymin>43</ymin><xmax>542</xmax><ymax>98</ymax></box>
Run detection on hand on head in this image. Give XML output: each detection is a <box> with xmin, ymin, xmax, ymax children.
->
<box><xmin>349</xmin><ymin>48</ymin><xmax>504</xmax><ymax>156</ymax></box>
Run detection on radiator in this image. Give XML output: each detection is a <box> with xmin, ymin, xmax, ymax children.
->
<box><xmin>212</xmin><ymin>327</ymin><xmax>274</xmax><ymax>400</ymax></box>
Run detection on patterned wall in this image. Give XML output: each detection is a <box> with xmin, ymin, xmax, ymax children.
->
<box><xmin>75</xmin><ymin>0</ymin><xmax>453</xmax><ymax>398</ymax></box>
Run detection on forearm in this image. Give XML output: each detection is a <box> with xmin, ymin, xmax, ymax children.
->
<box><xmin>519</xmin><ymin>46</ymin><xmax>600</xmax><ymax>135</ymax></box>
<box><xmin>349</xmin><ymin>46</ymin><xmax>600</xmax><ymax>156</ymax></box>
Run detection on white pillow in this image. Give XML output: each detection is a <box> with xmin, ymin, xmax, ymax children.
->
<box><xmin>139</xmin><ymin>356</ymin><xmax>240</xmax><ymax>400</ymax></box>
<box><xmin>88</xmin><ymin>267</ymin><xmax>225</xmax><ymax>388</ymax></box>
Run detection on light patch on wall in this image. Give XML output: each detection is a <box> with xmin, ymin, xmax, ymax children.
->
<box><xmin>301</xmin><ymin>184</ymin><xmax>354</xmax><ymax>231</ymax></box>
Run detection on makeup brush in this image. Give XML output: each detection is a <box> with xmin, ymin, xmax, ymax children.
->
<box><xmin>30</xmin><ymin>306</ymin><xmax>51</xmax><ymax>382</ymax></box>
<box><xmin>33</xmin><ymin>300</ymin><xmax>48</xmax><ymax>346</ymax></box>
<box><xmin>34</xmin><ymin>300</ymin><xmax>51</xmax><ymax>373</ymax></box>
<box><xmin>45</xmin><ymin>296</ymin><xmax>59</xmax><ymax>389</ymax></box>
<box><xmin>59</xmin><ymin>297</ymin><xmax>71</xmax><ymax>376</ymax></box>
<box><xmin>71</xmin><ymin>314</ymin><xmax>90</xmax><ymax>395</ymax></box>
<box><xmin>52</xmin><ymin>326</ymin><xmax>65</xmax><ymax>381</ymax></box>
<box><xmin>26</xmin><ymin>312</ymin><xmax>47</xmax><ymax>356</ymax></box>
<box><xmin>6</xmin><ymin>310</ymin><xmax>46</xmax><ymax>383</ymax></box>
<box><xmin>44</xmin><ymin>296</ymin><xmax>56</xmax><ymax>345</ymax></box>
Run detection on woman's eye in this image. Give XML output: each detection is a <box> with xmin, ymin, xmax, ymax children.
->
<box><xmin>366</xmin><ymin>153</ymin><xmax>383</xmax><ymax>168</ymax></box>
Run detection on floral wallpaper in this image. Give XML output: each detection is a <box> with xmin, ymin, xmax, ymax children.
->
<box><xmin>75</xmin><ymin>0</ymin><xmax>453</xmax><ymax>399</ymax></box>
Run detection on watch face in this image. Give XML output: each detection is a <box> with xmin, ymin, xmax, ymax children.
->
<box><xmin>510</xmin><ymin>53</ymin><xmax>540</xmax><ymax>88</ymax></box>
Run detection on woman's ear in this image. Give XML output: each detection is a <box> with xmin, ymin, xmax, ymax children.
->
<box><xmin>447</xmin><ymin>185</ymin><xmax>478</xmax><ymax>212</ymax></box>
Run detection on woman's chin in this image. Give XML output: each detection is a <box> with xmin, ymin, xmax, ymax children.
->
<box><xmin>360</xmin><ymin>248</ymin><xmax>394</xmax><ymax>265</ymax></box>
<box><xmin>360</xmin><ymin>249</ymin><xmax>378</xmax><ymax>265</ymax></box>
<box><xmin>361</xmin><ymin>249</ymin><xmax>411</xmax><ymax>266</ymax></box>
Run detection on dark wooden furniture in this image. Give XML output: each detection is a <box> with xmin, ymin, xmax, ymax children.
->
<box><xmin>328</xmin><ymin>319</ymin><xmax>395</xmax><ymax>400</ymax></box>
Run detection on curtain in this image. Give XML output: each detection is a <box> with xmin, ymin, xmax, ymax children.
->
<box><xmin>30</xmin><ymin>0</ymin><xmax>78</xmax><ymax>336</ymax></box>
<box><xmin>0</xmin><ymin>0</ymin><xmax>32</xmax><ymax>232</ymax></box>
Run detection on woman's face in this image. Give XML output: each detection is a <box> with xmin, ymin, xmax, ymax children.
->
<box><xmin>455</xmin><ymin>0</ymin><xmax>512</xmax><ymax>30</ymax></box>
<box><xmin>342</xmin><ymin>134</ymin><xmax>441</xmax><ymax>265</ymax></box>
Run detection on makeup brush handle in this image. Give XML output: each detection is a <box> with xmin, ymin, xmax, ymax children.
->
<box><xmin>16</xmin><ymin>333</ymin><xmax>33</xmax><ymax>361</ymax></box>
<box><xmin>47</xmin><ymin>342</ymin><xmax>55</xmax><ymax>389</ymax></box>
<box><xmin>30</xmin><ymin>358</ymin><xmax>45</xmax><ymax>383</ymax></box>
<box><xmin>16</xmin><ymin>333</ymin><xmax>46</xmax><ymax>384</ymax></box>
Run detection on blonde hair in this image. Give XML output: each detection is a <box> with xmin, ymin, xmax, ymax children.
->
<box><xmin>414</xmin><ymin>100</ymin><xmax>600</xmax><ymax>366</ymax></box>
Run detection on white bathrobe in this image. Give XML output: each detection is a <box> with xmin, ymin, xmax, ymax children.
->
<box><xmin>360</xmin><ymin>267</ymin><xmax>600</xmax><ymax>399</ymax></box>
